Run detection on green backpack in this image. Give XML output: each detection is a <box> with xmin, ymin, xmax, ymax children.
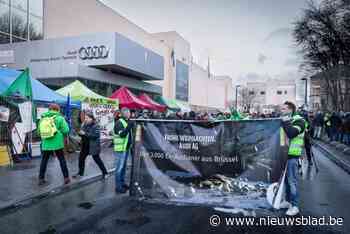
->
<box><xmin>39</xmin><ymin>117</ymin><xmax>58</xmax><ymax>139</ymax></box>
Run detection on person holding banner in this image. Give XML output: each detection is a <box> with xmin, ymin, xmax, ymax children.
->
<box><xmin>73</xmin><ymin>111</ymin><xmax>108</xmax><ymax>179</ymax></box>
<box><xmin>279</xmin><ymin>101</ymin><xmax>306</xmax><ymax>216</ymax></box>
<box><xmin>113</xmin><ymin>108</ymin><xmax>134</xmax><ymax>193</ymax></box>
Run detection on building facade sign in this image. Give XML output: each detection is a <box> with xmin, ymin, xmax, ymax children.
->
<box><xmin>78</xmin><ymin>45</ymin><xmax>110</xmax><ymax>60</ymax></box>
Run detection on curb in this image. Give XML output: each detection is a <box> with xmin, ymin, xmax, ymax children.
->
<box><xmin>313</xmin><ymin>141</ymin><xmax>350</xmax><ymax>175</ymax></box>
<box><xmin>0</xmin><ymin>168</ymin><xmax>115</xmax><ymax>216</ymax></box>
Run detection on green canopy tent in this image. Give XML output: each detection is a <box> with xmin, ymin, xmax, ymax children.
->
<box><xmin>154</xmin><ymin>96</ymin><xmax>180</xmax><ymax>112</ymax></box>
<box><xmin>56</xmin><ymin>80</ymin><xmax>115</xmax><ymax>103</ymax></box>
<box><xmin>3</xmin><ymin>68</ymin><xmax>33</xmax><ymax>100</ymax></box>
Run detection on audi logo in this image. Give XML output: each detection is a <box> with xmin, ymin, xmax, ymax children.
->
<box><xmin>79</xmin><ymin>45</ymin><xmax>109</xmax><ymax>60</ymax></box>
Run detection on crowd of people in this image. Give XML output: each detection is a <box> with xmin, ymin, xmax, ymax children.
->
<box><xmin>118</xmin><ymin>109</ymin><xmax>247</xmax><ymax>121</ymax></box>
<box><xmin>304</xmin><ymin>110</ymin><xmax>350</xmax><ymax>145</ymax></box>
<box><xmin>35</xmin><ymin>101</ymin><xmax>349</xmax><ymax>216</ymax></box>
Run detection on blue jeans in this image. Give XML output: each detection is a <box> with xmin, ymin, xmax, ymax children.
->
<box><xmin>344</xmin><ymin>134</ymin><xmax>350</xmax><ymax>145</ymax></box>
<box><xmin>114</xmin><ymin>151</ymin><xmax>129</xmax><ymax>191</ymax></box>
<box><xmin>285</xmin><ymin>158</ymin><xmax>299</xmax><ymax>207</ymax></box>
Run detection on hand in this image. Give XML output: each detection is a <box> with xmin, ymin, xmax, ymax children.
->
<box><xmin>128</xmin><ymin>121</ymin><xmax>136</xmax><ymax>128</ymax></box>
<box><xmin>281</xmin><ymin>115</ymin><xmax>291</xmax><ymax>122</ymax></box>
<box><xmin>79</xmin><ymin>130</ymin><xmax>85</xmax><ymax>135</ymax></box>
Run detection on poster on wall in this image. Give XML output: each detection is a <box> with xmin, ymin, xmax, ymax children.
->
<box><xmin>0</xmin><ymin>106</ymin><xmax>10</xmax><ymax>122</ymax></box>
<box><xmin>17</xmin><ymin>102</ymin><xmax>36</xmax><ymax>131</ymax></box>
<box><xmin>11</xmin><ymin>123</ymin><xmax>27</xmax><ymax>154</ymax></box>
<box><xmin>82</xmin><ymin>99</ymin><xmax>119</xmax><ymax>140</ymax></box>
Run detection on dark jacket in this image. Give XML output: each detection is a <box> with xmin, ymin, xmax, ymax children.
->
<box><xmin>81</xmin><ymin>122</ymin><xmax>101</xmax><ymax>155</ymax></box>
<box><xmin>330</xmin><ymin>114</ymin><xmax>342</xmax><ymax>129</ymax></box>
<box><xmin>313</xmin><ymin>113</ymin><xmax>324</xmax><ymax>127</ymax></box>
<box><xmin>114</xmin><ymin>118</ymin><xmax>134</xmax><ymax>151</ymax></box>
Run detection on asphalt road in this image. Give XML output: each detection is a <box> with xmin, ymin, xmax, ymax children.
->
<box><xmin>0</xmin><ymin>146</ymin><xmax>349</xmax><ymax>234</ymax></box>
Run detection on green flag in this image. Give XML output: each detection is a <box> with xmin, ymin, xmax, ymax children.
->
<box><xmin>3</xmin><ymin>68</ymin><xmax>33</xmax><ymax>100</ymax></box>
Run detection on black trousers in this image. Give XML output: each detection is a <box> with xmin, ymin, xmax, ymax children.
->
<box><xmin>39</xmin><ymin>149</ymin><xmax>69</xmax><ymax>179</ymax></box>
<box><xmin>78</xmin><ymin>151</ymin><xmax>108</xmax><ymax>176</ymax></box>
<box><xmin>305</xmin><ymin>145</ymin><xmax>312</xmax><ymax>162</ymax></box>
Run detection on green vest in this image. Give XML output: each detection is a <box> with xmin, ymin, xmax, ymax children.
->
<box><xmin>288</xmin><ymin>114</ymin><xmax>305</xmax><ymax>157</ymax></box>
<box><xmin>113</xmin><ymin>118</ymin><xmax>129</xmax><ymax>152</ymax></box>
<box><xmin>324</xmin><ymin>115</ymin><xmax>331</xmax><ymax>126</ymax></box>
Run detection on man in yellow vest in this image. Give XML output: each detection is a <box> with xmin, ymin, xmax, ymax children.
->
<box><xmin>113</xmin><ymin>107</ymin><xmax>134</xmax><ymax>193</ymax></box>
<box><xmin>279</xmin><ymin>101</ymin><xmax>306</xmax><ymax>216</ymax></box>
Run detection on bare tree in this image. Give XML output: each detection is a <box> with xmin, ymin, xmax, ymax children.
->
<box><xmin>293</xmin><ymin>0</ymin><xmax>350</xmax><ymax>111</ymax></box>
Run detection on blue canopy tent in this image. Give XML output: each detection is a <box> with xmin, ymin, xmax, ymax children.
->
<box><xmin>0</xmin><ymin>68</ymin><xmax>80</xmax><ymax>107</ymax></box>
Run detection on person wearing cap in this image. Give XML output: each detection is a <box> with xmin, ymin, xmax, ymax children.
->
<box><xmin>38</xmin><ymin>103</ymin><xmax>70</xmax><ymax>185</ymax></box>
<box><xmin>74</xmin><ymin>110</ymin><xmax>108</xmax><ymax>179</ymax></box>
<box><xmin>113</xmin><ymin>107</ymin><xmax>134</xmax><ymax>193</ymax></box>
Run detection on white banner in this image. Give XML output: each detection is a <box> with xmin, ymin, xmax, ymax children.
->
<box><xmin>82</xmin><ymin>102</ymin><xmax>118</xmax><ymax>140</ymax></box>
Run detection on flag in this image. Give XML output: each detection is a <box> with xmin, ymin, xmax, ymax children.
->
<box><xmin>65</xmin><ymin>93</ymin><xmax>72</xmax><ymax>130</ymax></box>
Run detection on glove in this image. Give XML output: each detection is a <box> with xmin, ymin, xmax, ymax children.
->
<box><xmin>281</xmin><ymin>115</ymin><xmax>292</xmax><ymax>122</ymax></box>
<box><xmin>128</xmin><ymin>121</ymin><xmax>136</xmax><ymax>129</ymax></box>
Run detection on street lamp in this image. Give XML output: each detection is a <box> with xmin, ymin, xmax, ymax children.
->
<box><xmin>301</xmin><ymin>78</ymin><xmax>308</xmax><ymax>108</ymax></box>
<box><xmin>235</xmin><ymin>85</ymin><xmax>241</xmax><ymax>110</ymax></box>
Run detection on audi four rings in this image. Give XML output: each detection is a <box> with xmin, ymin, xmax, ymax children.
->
<box><xmin>79</xmin><ymin>45</ymin><xmax>109</xmax><ymax>60</ymax></box>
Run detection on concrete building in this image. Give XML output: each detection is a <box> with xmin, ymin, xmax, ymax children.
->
<box><xmin>0</xmin><ymin>0</ymin><xmax>233</xmax><ymax>110</ymax></box>
<box><xmin>244</xmin><ymin>79</ymin><xmax>296</xmax><ymax>113</ymax></box>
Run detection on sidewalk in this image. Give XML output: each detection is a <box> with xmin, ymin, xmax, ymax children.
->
<box><xmin>0</xmin><ymin>147</ymin><xmax>116</xmax><ymax>213</ymax></box>
<box><xmin>313</xmin><ymin>139</ymin><xmax>350</xmax><ymax>175</ymax></box>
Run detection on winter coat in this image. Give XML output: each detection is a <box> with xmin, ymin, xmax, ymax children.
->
<box><xmin>81</xmin><ymin>121</ymin><xmax>101</xmax><ymax>155</ymax></box>
<box><xmin>38</xmin><ymin>110</ymin><xmax>69</xmax><ymax>151</ymax></box>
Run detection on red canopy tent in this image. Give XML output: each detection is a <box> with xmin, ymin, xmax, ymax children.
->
<box><xmin>109</xmin><ymin>86</ymin><xmax>155</xmax><ymax>110</ymax></box>
<box><xmin>138</xmin><ymin>93</ymin><xmax>167</xmax><ymax>112</ymax></box>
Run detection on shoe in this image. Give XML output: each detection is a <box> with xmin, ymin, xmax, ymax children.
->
<box><xmin>64</xmin><ymin>177</ymin><xmax>71</xmax><ymax>185</ymax></box>
<box><xmin>286</xmin><ymin>206</ymin><xmax>300</xmax><ymax>216</ymax></box>
<box><xmin>102</xmin><ymin>173</ymin><xmax>110</xmax><ymax>179</ymax></box>
<box><xmin>38</xmin><ymin>179</ymin><xmax>47</xmax><ymax>186</ymax></box>
<box><xmin>73</xmin><ymin>174</ymin><xmax>82</xmax><ymax>179</ymax></box>
<box><xmin>122</xmin><ymin>184</ymin><xmax>130</xmax><ymax>190</ymax></box>
<box><xmin>279</xmin><ymin>201</ymin><xmax>291</xmax><ymax>209</ymax></box>
<box><xmin>115</xmin><ymin>188</ymin><xmax>127</xmax><ymax>194</ymax></box>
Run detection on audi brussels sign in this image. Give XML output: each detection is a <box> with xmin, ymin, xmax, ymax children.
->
<box><xmin>79</xmin><ymin>45</ymin><xmax>110</xmax><ymax>60</ymax></box>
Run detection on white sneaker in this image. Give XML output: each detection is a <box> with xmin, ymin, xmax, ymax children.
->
<box><xmin>286</xmin><ymin>206</ymin><xmax>299</xmax><ymax>216</ymax></box>
<box><xmin>279</xmin><ymin>201</ymin><xmax>291</xmax><ymax>209</ymax></box>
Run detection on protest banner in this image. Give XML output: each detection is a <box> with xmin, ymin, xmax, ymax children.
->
<box><xmin>130</xmin><ymin>119</ymin><xmax>287</xmax><ymax>208</ymax></box>
<box><xmin>82</xmin><ymin>98</ymin><xmax>118</xmax><ymax>140</ymax></box>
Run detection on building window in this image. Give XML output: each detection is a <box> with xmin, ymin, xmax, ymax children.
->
<box><xmin>176</xmin><ymin>60</ymin><xmax>189</xmax><ymax>102</ymax></box>
<box><xmin>0</xmin><ymin>32</ymin><xmax>10</xmax><ymax>43</ymax></box>
<box><xmin>260</xmin><ymin>91</ymin><xmax>265</xmax><ymax>95</ymax></box>
<box><xmin>284</xmin><ymin>90</ymin><xmax>287</xmax><ymax>95</ymax></box>
<box><xmin>277</xmin><ymin>90</ymin><xmax>282</xmax><ymax>95</ymax></box>
<box><xmin>0</xmin><ymin>0</ymin><xmax>43</xmax><ymax>44</ymax></box>
<box><xmin>11</xmin><ymin>7</ymin><xmax>28</xmax><ymax>39</ymax></box>
<box><xmin>249</xmin><ymin>91</ymin><xmax>255</xmax><ymax>95</ymax></box>
<box><xmin>0</xmin><ymin>1</ymin><xmax>10</xmax><ymax>35</ymax></box>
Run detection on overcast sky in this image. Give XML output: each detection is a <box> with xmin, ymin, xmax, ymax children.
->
<box><xmin>101</xmin><ymin>0</ymin><xmax>319</xmax><ymax>87</ymax></box>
